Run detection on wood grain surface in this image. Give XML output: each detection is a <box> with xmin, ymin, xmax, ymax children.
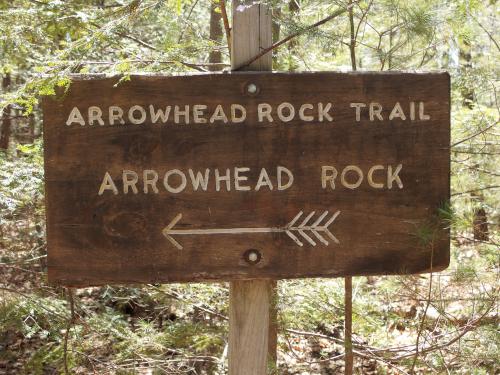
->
<box><xmin>43</xmin><ymin>71</ymin><xmax>450</xmax><ymax>286</ymax></box>
<box><xmin>228</xmin><ymin>4</ymin><xmax>276</xmax><ymax>375</ymax></box>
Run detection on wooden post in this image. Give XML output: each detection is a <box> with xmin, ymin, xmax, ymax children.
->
<box><xmin>230</xmin><ymin>1</ymin><xmax>272</xmax><ymax>71</ymax></box>
<box><xmin>228</xmin><ymin>2</ymin><xmax>276</xmax><ymax>374</ymax></box>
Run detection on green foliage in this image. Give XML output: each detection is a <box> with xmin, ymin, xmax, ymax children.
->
<box><xmin>279</xmin><ymin>279</ymin><xmax>345</xmax><ymax>331</ymax></box>
<box><xmin>0</xmin><ymin>0</ymin><xmax>498</xmax><ymax>373</ymax></box>
<box><xmin>0</xmin><ymin>142</ymin><xmax>44</xmax><ymax>218</ymax></box>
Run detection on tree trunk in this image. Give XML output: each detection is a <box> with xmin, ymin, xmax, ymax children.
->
<box><xmin>272</xmin><ymin>7</ymin><xmax>281</xmax><ymax>67</ymax></box>
<box><xmin>0</xmin><ymin>72</ymin><xmax>12</xmax><ymax>150</ymax></box>
<box><xmin>208</xmin><ymin>1</ymin><xmax>223</xmax><ymax>71</ymax></box>
<box><xmin>287</xmin><ymin>0</ymin><xmax>299</xmax><ymax>71</ymax></box>
<box><xmin>472</xmin><ymin>193</ymin><xmax>489</xmax><ymax>241</ymax></box>
<box><xmin>460</xmin><ymin>39</ymin><xmax>474</xmax><ymax>108</ymax></box>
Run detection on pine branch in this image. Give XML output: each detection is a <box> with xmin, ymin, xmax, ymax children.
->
<box><xmin>48</xmin><ymin>59</ymin><xmax>229</xmax><ymax>71</ymax></box>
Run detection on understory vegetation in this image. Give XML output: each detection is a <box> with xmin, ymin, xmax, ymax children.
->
<box><xmin>0</xmin><ymin>0</ymin><xmax>498</xmax><ymax>374</ymax></box>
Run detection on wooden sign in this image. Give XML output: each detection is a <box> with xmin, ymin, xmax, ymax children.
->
<box><xmin>43</xmin><ymin>72</ymin><xmax>450</xmax><ymax>286</ymax></box>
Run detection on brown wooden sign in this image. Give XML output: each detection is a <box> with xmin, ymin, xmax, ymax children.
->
<box><xmin>43</xmin><ymin>72</ymin><xmax>450</xmax><ymax>286</ymax></box>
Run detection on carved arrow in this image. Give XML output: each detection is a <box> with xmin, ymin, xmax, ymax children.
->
<box><xmin>162</xmin><ymin>210</ymin><xmax>340</xmax><ymax>250</ymax></box>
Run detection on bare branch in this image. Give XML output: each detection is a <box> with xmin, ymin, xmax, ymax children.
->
<box><xmin>450</xmin><ymin>121</ymin><xmax>499</xmax><ymax>148</ymax></box>
<box><xmin>177</xmin><ymin>0</ymin><xmax>201</xmax><ymax>42</ymax></box>
<box><xmin>471</xmin><ymin>14</ymin><xmax>500</xmax><ymax>52</ymax></box>
<box><xmin>451</xmin><ymin>185</ymin><xmax>500</xmax><ymax>197</ymax></box>
<box><xmin>354</xmin><ymin>0</ymin><xmax>373</xmax><ymax>41</ymax></box>
<box><xmin>27</xmin><ymin>0</ymin><xmax>48</xmax><ymax>5</ymax></box>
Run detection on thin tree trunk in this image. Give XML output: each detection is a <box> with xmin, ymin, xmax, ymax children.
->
<box><xmin>219</xmin><ymin>0</ymin><xmax>231</xmax><ymax>55</ymax></box>
<box><xmin>208</xmin><ymin>1</ymin><xmax>223</xmax><ymax>71</ymax></box>
<box><xmin>344</xmin><ymin>277</ymin><xmax>353</xmax><ymax>374</ymax></box>
<box><xmin>344</xmin><ymin>2</ymin><xmax>355</xmax><ymax>373</ymax></box>
<box><xmin>348</xmin><ymin>0</ymin><xmax>356</xmax><ymax>71</ymax></box>
<box><xmin>0</xmin><ymin>73</ymin><xmax>12</xmax><ymax>150</ymax></box>
<box><xmin>388</xmin><ymin>28</ymin><xmax>394</xmax><ymax>70</ymax></box>
<box><xmin>460</xmin><ymin>39</ymin><xmax>474</xmax><ymax>108</ymax></box>
<box><xmin>272</xmin><ymin>7</ymin><xmax>281</xmax><ymax>67</ymax></box>
<box><xmin>472</xmin><ymin>193</ymin><xmax>489</xmax><ymax>241</ymax></box>
<box><xmin>287</xmin><ymin>0</ymin><xmax>299</xmax><ymax>71</ymax></box>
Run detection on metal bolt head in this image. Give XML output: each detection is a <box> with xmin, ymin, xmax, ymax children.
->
<box><xmin>248</xmin><ymin>252</ymin><xmax>258</xmax><ymax>262</ymax></box>
<box><xmin>243</xmin><ymin>249</ymin><xmax>262</xmax><ymax>265</ymax></box>
<box><xmin>246</xmin><ymin>83</ymin><xmax>258</xmax><ymax>94</ymax></box>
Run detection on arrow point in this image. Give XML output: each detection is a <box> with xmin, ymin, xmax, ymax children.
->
<box><xmin>165</xmin><ymin>213</ymin><xmax>182</xmax><ymax>231</ymax></box>
<box><xmin>163</xmin><ymin>213</ymin><xmax>184</xmax><ymax>250</ymax></box>
<box><xmin>165</xmin><ymin>234</ymin><xmax>183</xmax><ymax>250</ymax></box>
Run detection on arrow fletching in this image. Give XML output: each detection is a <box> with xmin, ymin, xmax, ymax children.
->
<box><xmin>286</xmin><ymin>210</ymin><xmax>340</xmax><ymax>247</ymax></box>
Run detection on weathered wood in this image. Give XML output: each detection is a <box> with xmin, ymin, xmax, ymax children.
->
<box><xmin>43</xmin><ymin>71</ymin><xmax>450</xmax><ymax>285</ymax></box>
<box><xmin>228</xmin><ymin>280</ymin><xmax>276</xmax><ymax>374</ymax></box>
<box><xmin>231</xmin><ymin>0</ymin><xmax>272</xmax><ymax>71</ymax></box>
<box><xmin>229</xmin><ymin>3</ymin><xmax>276</xmax><ymax>375</ymax></box>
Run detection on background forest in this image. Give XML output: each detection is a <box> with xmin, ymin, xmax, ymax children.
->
<box><xmin>0</xmin><ymin>0</ymin><xmax>498</xmax><ymax>374</ymax></box>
